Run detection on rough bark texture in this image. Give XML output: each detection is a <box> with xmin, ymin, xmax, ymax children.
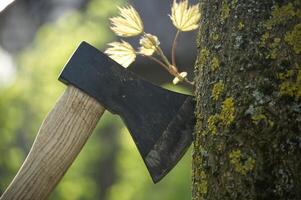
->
<box><xmin>192</xmin><ymin>0</ymin><xmax>301</xmax><ymax>199</ymax></box>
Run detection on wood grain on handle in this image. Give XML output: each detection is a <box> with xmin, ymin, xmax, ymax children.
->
<box><xmin>0</xmin><ymin>86</ymin><xmax>105</xmax><ymax>200</ymax></box>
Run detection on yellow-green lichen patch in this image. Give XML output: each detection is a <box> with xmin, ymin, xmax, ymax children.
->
<box><xmin>207</xmin><ymin>97</ymin><xmax>235</xmax><ymax>134</ymax></box>
<box><xmin>211</xmin><ymin>81</ymin><xmax>224</xmax><ymax>101</ymax></box>
<box><xmin>198</xmin><ymin>48</ymin><xmax>210</xmax><ymax>68</ymax></box>
<box><xmin>229</xmin><ymin>150</ymin><xmax>255</xmax><ymax>175</ymax></box>
<box><xmin>259</xmin><ymin>33</ymin><xmax>282</xmax><ymax>59</ymax></box>
<box><xmin>220</xmin><ymin>97</ymin><xmax>235</xmax><ymax>127</ymax></box>
<box><xmin>278</xmin><ymin>64</ymin><xmax>301</xmax><ymax>100</ymax></box>
<box><xmin>230</xmin><ymin>0</ymin><xmax>237</xmax><ymax>9</ymax></box>
<box><xmin>264</xmin><ymin>3</ymin><xmax>296</xmax><ymax>30</ymax></box>
<box><xmin>221</xmin><ymin>0</ymin><xmax>230</xmax><ymax>22</ymax></box>
<box><xmin>192</xmin><ymin>151</ymin><xmax>208</xmax><ymax>200</ymax></box>
<box><xmin>285</xmin><ymin>23</ymin><xmax>301</xmax><ymax>54</ymax></box>
<box><xmin>252</xmin><ymin>113</ymin><xmax>274</xmax><ymax>127</ymax></box>
<box><xmin>267</xmin><ymin>37</ymin><xmax>281</xmax><ymax>59</ymax></box>
<box><xmin>238</xmin><ymin>21</ymin><xmax>244</xmax><ymax>30</ymax></box>
<box><xmin>260</xmin><ymin>32</ymin><xmax>270</xmax><ymax>47</ymax></box>
<box><xmin>207</xmin><ymin>114</ymin><xmax>219</xmax><ymax>135</ymax></box>
<box><xmin>210</xmin><ymin>56</ymin><xmax>220</xmax><ymax>72</ymax></box>
<box><xmin>199</xmin><ymin>170</ymin><xmax>208</xmax><ymax>196</ymax></box>
<box><xmin>211</xmin><ymin>33</ymin><xmax>219</xmax><ymax>41</ymax></box>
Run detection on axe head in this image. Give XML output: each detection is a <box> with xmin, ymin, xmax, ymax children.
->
<box><xmin>59</xmin><ymin>42</ymin><xmax>195</xmax><ymax>183</ymax></box>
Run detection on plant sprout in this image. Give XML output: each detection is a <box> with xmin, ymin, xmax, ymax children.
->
<box><xmin>105</xmin><ymin>0</ymin><xmax>200</xmax><ymax>85</ymax></box>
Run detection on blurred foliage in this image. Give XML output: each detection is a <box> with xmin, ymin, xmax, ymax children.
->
<box><xmin>0</xmin><ymin>0</ymin><xmax>191</xmax><ymax>199</ymax></box>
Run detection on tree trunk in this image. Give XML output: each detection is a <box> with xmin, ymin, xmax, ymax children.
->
<box><xmin>192</xmin><ymin>0</ymin><xmax>301</xmax><ymax>199</ymax></box>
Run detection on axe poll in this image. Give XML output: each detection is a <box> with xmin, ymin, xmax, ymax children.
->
<box><xmin>0</xmin><ymin>42</ymin><xmax>195</xmax><ymax>200</ymax></box>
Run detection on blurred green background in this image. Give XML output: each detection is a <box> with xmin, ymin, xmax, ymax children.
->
<box><xmin>0</xmin><ymin>0</ymin><xmax>196</xmax><ymax>199</ymax></box>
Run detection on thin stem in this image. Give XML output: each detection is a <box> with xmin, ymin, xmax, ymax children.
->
<box><xmin>144</xmin><ymin>55</ymin><xmax>170</xmax><ymax>71</ymax></box>
<box><xmin>184</xmin><ymin>78</ymin><xmax>194</xmax><ymax>86</ymax></box>
<box><xmin>140</xmin><ymin>54</ymin><xmax>194</xmax><ymax>86</ymax></box>
<box><xmin>155</xmin><ymin>46</ymin><xmax>181</xmax><ymax>76</ymax></box>
<box><xmin>172</xmin><ymin>30</ymin><xmax>180</xmax><ymax>67</ymax></box>
<box><xmin>156</xmin><ymin>46</ymin><xmax>172</xmax><ymax>67</ymax></box>
<box><xmin>140</xmin><ymin>54</ymin><xmax>177</xmax><ymax>77</ymax></box>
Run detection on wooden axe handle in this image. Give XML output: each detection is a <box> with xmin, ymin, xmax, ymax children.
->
<box><xmin>0</xmin><ymin>86</ymin><xmax>105</xmax><ymax>200</ymax></box>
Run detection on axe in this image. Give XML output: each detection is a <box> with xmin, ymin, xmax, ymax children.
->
<box><xmin>0</xmin><ymin>42</ymin><xmax>195</xmax><ymax>200</ymax></box>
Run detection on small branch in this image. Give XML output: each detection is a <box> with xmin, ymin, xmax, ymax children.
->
<box><xmin>141</xmin><ymin>54</ymin><xmax>178</xmax><ymax>77</ymax></box>
<box><xmin>156</xmin><ymin>46</ymin><xmax>172</xmax><ymax>67</ymax></box>
<box><xmin>184</xmin><ymin>78</ymin><xmax>195</xmax><ymax>86</ymax></box>
<box><xmin>172</xmin><ymin>30</ymin><xmax>180</xmax><ymax>67</ymax></box>
<box><xmin>145</xmin><ymin>55</ymin><xmax>169</xmax><ymax>70</ymax></box>
<box><xmin>141</xmin><ymin>54</ymin><xmax>194</xmax><ymax>86</ymax></box>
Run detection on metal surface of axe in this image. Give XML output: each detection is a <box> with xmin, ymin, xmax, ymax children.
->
<box><xmin>0</xmin><ymin>41</ymin><xmax>195</xmax><ymax>200</ymax></box>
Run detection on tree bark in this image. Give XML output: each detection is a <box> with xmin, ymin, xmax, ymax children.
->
<box><xmin>192</xmin><ymin>0</ymin><xmax>301</xmax><ymax>199</ymax></box>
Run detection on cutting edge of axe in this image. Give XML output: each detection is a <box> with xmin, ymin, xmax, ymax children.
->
<box><xmin>0</xmin><ymin>41</ymin><xmax>195</xmax><ymax>200</ymax></box>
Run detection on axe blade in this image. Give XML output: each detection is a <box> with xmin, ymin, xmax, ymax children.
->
<box><xmin>59</xmin><ymin>42</ymin><xmax>195</xmax><ymax>183</ymax></box>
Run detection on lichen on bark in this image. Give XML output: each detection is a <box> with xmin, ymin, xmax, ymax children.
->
<box><xmin>192</xmin><ymin>0</ymin><xmax>301</xmax><ymax>199</ymax></box>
